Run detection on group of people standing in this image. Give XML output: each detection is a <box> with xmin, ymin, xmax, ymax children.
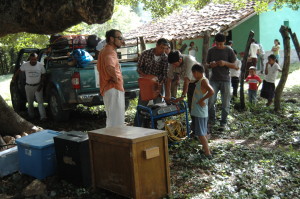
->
<box><xmin>241</xmin><ymin>38</ymin><xmax>282</xmax><ymax>106</ymax></box>
<box><xmin>96</xmin><ymin>30</ymin><xmax>282</xmax><ymax>158</ymax></box>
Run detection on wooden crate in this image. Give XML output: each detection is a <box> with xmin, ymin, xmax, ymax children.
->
<box><xmin>88</xmin><ymin>126</ymin><xmax>170</xmax><ymax>199</ymax></box>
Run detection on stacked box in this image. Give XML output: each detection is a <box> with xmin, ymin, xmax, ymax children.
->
<box><xmin>54</xmin><ymin>131</ymin><xmax>91</xmax><ymax>186</ymax></box>
<box><xmin>16</xmin><ymin>130</ymin><xmax>60</xmax><ymax>179</ymax></box>
<box><xmin>88</xmin><ymin>126</ymin><xmax>170</xmax><ymax>199</ymax></box>
<box><xmin>0</xmin><ymin>146</ymin><xmax>19</xmax><ymax>177</ymax></box>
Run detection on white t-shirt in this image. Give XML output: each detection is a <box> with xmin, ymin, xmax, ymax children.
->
<box><xmin>167</xmin><ymin>55</ymin><xmax>198</xmax><ymax>81</ymax></box>
<box><xmin>20</xmin><ymin>61</ymin><xmax>46</xmax><ymax>84</ymax></box>
<box><xmin>230</xmin><ymin>59</ymin><xmax>241</xmax><ymax>77</ymax></box>
<box><xmin>154</xmin><ymin>55</ymin><xmax>161</xmax><ymax>62</ymax></box>
<box><xmin>249</xmin><ymin>43</ymin><xmax>260</xmax><ymax>58</ymax></box>
<box><xmin>189</xmin><ymin>49</ymin><xmax>197</xmax><ymax>57</ymax></box>
<box><xmin>264</xmin><ymin>62</ymin><xmax>281</xmax><ymax>83</ymax></box>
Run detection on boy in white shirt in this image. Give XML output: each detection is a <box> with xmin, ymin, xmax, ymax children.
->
<box><xmin>260</xmin><ymin>54</ymin><xmax>282</xmax><ymax>106</ymax></box>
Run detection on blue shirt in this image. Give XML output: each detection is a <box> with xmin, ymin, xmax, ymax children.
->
<box><xmin>191</xmin><ymin>77</ymin><xmax>208</xmax><ymax>118</ymax></box>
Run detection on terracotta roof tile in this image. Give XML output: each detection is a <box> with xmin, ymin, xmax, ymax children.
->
<box><xmin>125</xmin><ymin>2</ymin><xmax>256</xmax><ymax>43</ymax></box>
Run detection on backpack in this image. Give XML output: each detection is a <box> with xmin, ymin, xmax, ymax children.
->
<box><xmin>70</xmin><ymin>49</ymin><xmax>94</xmax><ymax>68</ymax></box>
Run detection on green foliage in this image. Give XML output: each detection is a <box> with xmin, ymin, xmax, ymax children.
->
<box><xmin>117</xmin><ymin>0</ymin><xmax>300</xmax><ymax>18</ymax></box>
<box><xmin>0</xmin><ymin>33</ymin><xmax>49</xmax><ymax>51</ymax></box>
<box><xmin>0</xmin><ymin>5</ymin><xmax>140</xmax><ymax>75</ymax></box>
<box><xmin>0</xmin><ymin>33</ymin><xmax>49</xmax><ymax>75</ymax></box>
<box><xmin>63</xmin><ymin>5</ymin><xmax>141</xmax><ymax>39</ymax></box>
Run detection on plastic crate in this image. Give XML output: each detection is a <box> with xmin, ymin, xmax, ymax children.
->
<box><xmin>0</xmin><ymin>146</ymin><xmax>19</xmax><ymax>177</ymax></box>
<box><xmin>16</xmin><ymin>130</ymin><xmax>60</xmax><ymax>179</ymax></box>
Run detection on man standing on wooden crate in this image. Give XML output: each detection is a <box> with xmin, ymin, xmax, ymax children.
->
<box><xmin>207</xmin><ymin>33</ymin><xmax>237</xmax><ymax>131</ymax></box>
<box><xmin>134</xmin><ymin>38</ymin><xmax>170</xmax><ymax>126</ymax></box>
<box><xmin>13</xmin><ymin>53</ymin><xmax>47</xmax><ymax>120</ymax></box>
<box><xmin>97</xmin><ymin>29</ymin><xmax>125</xmax><ymax>127</ymax></box>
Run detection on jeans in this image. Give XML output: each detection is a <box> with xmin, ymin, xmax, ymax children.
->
<box><xmin>208</xmin><ymin>80</ymin><xmax>231</xmax><ymax>125</ymax></box>
<box><xmin>248</xmin><ymin>89</ymin><xmax>257</xmax><ymax>104</ymax></box>
<box><xmin>257</xmin><ymin>54</ymin><xmax>264</xmax><ymax>72</ymax></box>
<box><xmin>25</xmin><ymin>85</ymin><xmax>46</xmax><ymax>119</ymax></box>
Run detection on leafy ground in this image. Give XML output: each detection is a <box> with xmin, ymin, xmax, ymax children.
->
<box><xmin>0</xmin><ymin>67</ymin><xmax>299</xmax><ymax>199</ymax></box>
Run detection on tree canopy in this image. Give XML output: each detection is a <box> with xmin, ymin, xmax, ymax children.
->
<box><xmin>117</xmin><ymin>0</ymin><xmax>300</xmax><ymax>18</ymax></box>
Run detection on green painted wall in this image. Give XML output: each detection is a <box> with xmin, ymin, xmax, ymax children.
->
<box><xmin>259</xmin><ymin>5</ymin><xmax>300</xmax><ymax>50</ymax></box>
<box><xmin>180</xmin><ymin>39</ymin><xmax>203</xmax><ymax>62</ymax></box>
<box><xmin>145</xmin><ymin>39</ymin><xmax>204</xmax><ymax>62</ymax></box>
<box><xmin>231</xmin><ymin>14</ymin><xmax>260</xmax><ymax>54</ymax></box>
<box><xmin>145</xmin><ymin>43</ymin><xmax>156</xmax><ymax>49</ymax></box>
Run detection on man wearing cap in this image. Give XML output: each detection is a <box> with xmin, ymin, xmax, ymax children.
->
<box><xmin>134</xmin><ymin>38</ymin><xmax>170</xmax><ymax>126</ymax></box>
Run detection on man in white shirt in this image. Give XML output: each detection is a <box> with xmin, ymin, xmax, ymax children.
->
<box><xmin>165</xmin><ymin>51</ymin><xmax>199</xmax><ymax>131</ymax></box>
<box><xmin>246</xmin><ymin>39</ymin><xmax>260</xmax><ymax>77</ymax></box>
<box><xmin>14</xmin><ymin>53</ymin><xmax>46</xmax><ymax>120</ymax></box>
<box><xmin>165</xmin><ymin>51</ymin><xmax>198</xmax><ymax>103</ymax></box>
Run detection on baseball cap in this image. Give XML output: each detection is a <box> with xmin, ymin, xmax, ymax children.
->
<box><xmin>249</xmin><ymin>66</ymin><xmax>256</xmax><ymax>70</ymax></box>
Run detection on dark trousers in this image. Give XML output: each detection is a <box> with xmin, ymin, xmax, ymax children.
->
<box><xmin>231</xmin><ymin>77</ymin><xmax>239</xmax><ymax>98</ymax></box>
<box><xmin>187</xmin><ymin>82</ymin><xmax>197</xmax><ymax>132</ymax></box>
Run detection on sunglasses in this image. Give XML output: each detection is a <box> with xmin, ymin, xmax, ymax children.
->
<box><xmin>114</xmin><ymin>36</ymin><xmax>124</xmax><ymax>41</ymax></box>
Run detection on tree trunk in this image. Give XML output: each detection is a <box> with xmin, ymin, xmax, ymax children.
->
<box><xmin>139</xmin><ymin>37</ymin><xmax>146</xmax><ymax>51</ymax></box>
<box><xmin>202</xmin><ymin>31</ymin><xmax>210</xmax><ymax>78</ymax></box>
<box><xmin>240</xmin><ymin>31</ymin><xmax>255</xmax><ymax>110</ymax></box>
<box><xmin>288</xmin><ymin>28</ymin><xmax>300</xmax><ymax>61</ymax></box>
<box><xmin>274</xmin><ymin>26</ymin><xmax>291</xmax><ymax>112</ymax></box>
<box><xmin>0</xmin><ymin>95</ymin><xmax>39</xmax><ymax>136</ymax></box>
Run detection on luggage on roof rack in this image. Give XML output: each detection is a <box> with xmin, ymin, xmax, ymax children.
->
<box><xmin>49</xmin><ymin>35</ymin><xmax>89</xmax><ymax>50</ymax></box>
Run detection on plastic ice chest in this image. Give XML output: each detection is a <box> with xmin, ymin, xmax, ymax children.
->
<box><xmin>16</xmin><ymin>130</ymin><xmax>60</xmax><ymax>179</ymax></box>
<box><xmin>0</xmin><ymin>146</ymin><xmax>19</xmax><ymax>177</ymax></box>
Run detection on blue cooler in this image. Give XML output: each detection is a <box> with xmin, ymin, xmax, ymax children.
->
<box><xmin>16</xmin><ymin>130</ymin><xmax>60</xmax><ymax>179</ymax></box>
<box><xmin>0</xmin><ymin>146</ymin><xmax>19</xmax><ymax>177</ymax></box>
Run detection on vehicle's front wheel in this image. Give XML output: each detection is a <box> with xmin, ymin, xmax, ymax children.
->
<box><xmin>10</xmin><ymin>82</ymin><xmax>26</xmax><ymax>112</ymax></box>
<box><xmin>49</xmin><ymin>89</ymin><xmax>70</xmax><ymax>122</ymax></box>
